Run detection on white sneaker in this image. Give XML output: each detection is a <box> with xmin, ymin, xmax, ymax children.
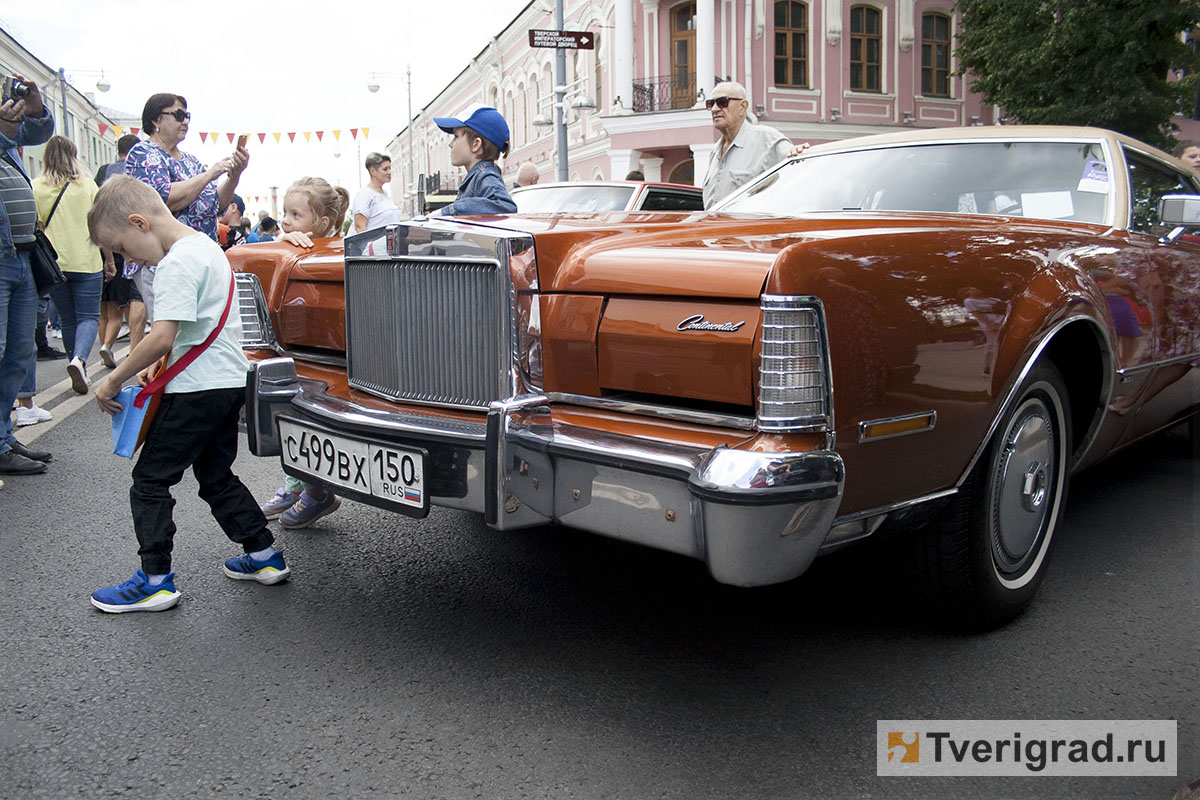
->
<box><xmin>99</xmin><ymin>344</ymin><xmax>116</xmax><ymax>369</ymax></box>
<box><xmin>49</xmin><ymin>326</ymin><xmax>62</xmax><ymax>339</ymax></box>
<box><xmin>67</xmin><ymin>357</ymin><xmax>89</xmax><ymax>394</ymax></box>
<box><xmin>13</xmin><ymin>404</ymin><xmax>52</xmax><ymax>427</ymax></box>
<box><xmin>116</xmin><ymin>325</ymin><xmax>130</xmax><ymax>340</ymax></box>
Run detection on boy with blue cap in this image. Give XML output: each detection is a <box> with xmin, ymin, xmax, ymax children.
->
<box><xmin>431</xmin><ymin>106</ymin><xmax>517</xmax><ymax>216</ymax></box>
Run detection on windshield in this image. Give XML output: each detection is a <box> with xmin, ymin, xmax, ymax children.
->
<box><xmin>717</xmin><ymin>141</ymin><xmax>1112</xmax><ymax>224</ymax></box>
<box><xmin>513</xmin><ymin>185</ymin><xmax>636</xmax><ymax>213</ymax></box>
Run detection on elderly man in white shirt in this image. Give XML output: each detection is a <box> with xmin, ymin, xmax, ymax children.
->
<box><xmin>702</xmin><ymin>81</ymin><xmax>795</xmax><ymax>209</ymax></box>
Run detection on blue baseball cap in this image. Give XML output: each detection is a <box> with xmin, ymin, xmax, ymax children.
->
<box><xmin>433</xmin><ymin>105</ymin><xmax>510</xmax><ymax>151</ymax></box>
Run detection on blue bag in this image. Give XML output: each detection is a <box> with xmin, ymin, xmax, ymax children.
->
<box><xmin>111</xmin><ymin>385</ymin><xmax>150</xmax><ymax>459</ymax></box>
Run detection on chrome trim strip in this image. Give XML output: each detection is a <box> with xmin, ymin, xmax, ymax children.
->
<box><xmin>296</xmin><ymin>255</ymin><xmax>345</xmax><ymax>266</ymax></box>
<box><xmin>955</xmin><ymin>314</ymin><xmax>1113</xmax><ymax>487</ymax></box>
<box><xmin>290</xmin><ymin>377</ymin><xmax>488</xmax><ymax>443</ymax></box>
<box><xmin>278</xmin><ymin>348</ymin><xmax>345</xmax><ymax>367</ymax></box>
<box><xmin>543</xmin><ymin>392</ymin><xmax>755</xmax><ymax>430</ymax></box>
<box><xmin>831</xmin><ymin>487</ymin><xmax>958</xmax><ymax>527</ymax></box>
<box><xmin>857</xmin><ymin>410</ymin><xmax>937</xmax><ymax>443</ymax></box>
<box><xmin>1116</xmin><ymin>350</ymin><xmax>1200</xmax><ymax>378</ymax></box>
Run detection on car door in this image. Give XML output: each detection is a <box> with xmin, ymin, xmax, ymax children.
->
<box><xmin>1111</xmin><ymin>147</ymin><xmax>1200</xmax><ymax>438</ymax></box>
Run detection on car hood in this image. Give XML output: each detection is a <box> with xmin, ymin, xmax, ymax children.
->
<box><xmin>458</xmin><ymin>211</ymin><xmax>1014</xmax><ymax>297</ymax></box>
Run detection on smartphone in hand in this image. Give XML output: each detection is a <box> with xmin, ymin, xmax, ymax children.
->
<box><xmin>236</xmin><ymin>134</ymin><xmax>248</xmax><ymax>150</ymax></box>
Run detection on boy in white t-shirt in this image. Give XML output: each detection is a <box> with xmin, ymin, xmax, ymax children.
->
<box><xmin>85</xmin><ymin>175</ymin><xmax>287</xmax><ymax>613</ymax></box>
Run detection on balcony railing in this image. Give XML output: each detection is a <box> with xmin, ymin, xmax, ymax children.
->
<box><xmin>631</xmin><ymin>73</ymin><xmax>727</xmax><ymax>113</ymax></box>
<box><xmin>633</xmin><ymin>72</ymin><xmax>696</xmax><ymax>112</ymax></box>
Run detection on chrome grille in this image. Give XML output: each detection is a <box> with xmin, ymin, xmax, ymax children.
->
<box><xmin>235</xmin><ymin>273</ymin><xmax>276</xmax><ymax>349</ymax></box>
<box><xmin>757</xmin><ymin>296</ymin><xmax>832</xmax><ymax>432</ymax></box>
<box><xmin>345</xmin><ymin>257</ymin><xmax>514</xmax><ymax>409</ymax></box>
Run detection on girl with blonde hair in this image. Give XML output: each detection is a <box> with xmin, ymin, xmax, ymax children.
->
<box><xmin>31</xmin><ymin>135</ymin><xmax>111</xmax><ymax>396</ymax></box>
<box><xmin>258</xmin><ymin>176</ymin><xmax>350</xmax><ymax>528</ymax></box>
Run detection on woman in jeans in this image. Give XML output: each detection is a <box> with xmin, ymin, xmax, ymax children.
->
<box><xmin>32</xmin><ymin>135</ymin><xmax>111</xmax><ymax>393</ymax></box>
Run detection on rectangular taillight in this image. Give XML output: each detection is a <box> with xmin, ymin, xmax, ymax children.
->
<box><xmin>756</xmin><ymin>296</ymin><xmax>832</xmax><ymax>432</ymax></box>
<box><xmin>234</xmin><ymin>272</ymin><xmax>277</xmax><ymax>350</ymax></box>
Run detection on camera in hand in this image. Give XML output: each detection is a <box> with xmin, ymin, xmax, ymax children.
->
<box><xmin>2</xmin><ymin>76</ymin><xmax>31</xmax><ymax>102</ymax></box>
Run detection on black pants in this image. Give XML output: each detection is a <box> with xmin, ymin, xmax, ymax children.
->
<box><xmin>131</xmin><ymin>387</ymin><xmax>272</xmax><ymax>575</ymax></box>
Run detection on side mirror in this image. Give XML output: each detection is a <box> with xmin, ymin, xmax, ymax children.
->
<box><xmin>1159</xmin><ymin>194</ymin><xmax>1200</xmax><ymax>226</ymax></box>
<box><xmin>1157</xmin><ymin>194</ymin><xmax>1200</xmax><ymax>243</ymax></box>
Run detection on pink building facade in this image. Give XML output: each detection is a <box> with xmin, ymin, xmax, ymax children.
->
<box><xmin>387</xmin><ymin>0</ymin><xmax>993</xmax><ymax>208</ymax></box>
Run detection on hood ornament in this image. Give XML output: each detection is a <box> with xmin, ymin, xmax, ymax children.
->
<box><xmin>677</xmin><ymin>314</ymin><xmax>746</xmax><ymax>332</ymax></box>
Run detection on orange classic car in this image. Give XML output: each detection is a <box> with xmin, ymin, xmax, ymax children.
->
<box><xmin>229</xmin><ymin>126</ymin><xmax>1200</xmax><ymax>628</ymax></box>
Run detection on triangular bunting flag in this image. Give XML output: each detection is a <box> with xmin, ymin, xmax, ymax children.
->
<box><xmin>227</xmin><ymin>132</ymin><xmax>236</xmax><ymax>143</ymax></box>
<box><xmin>200</xmin><ymin>132</ymin><xmax>209</xmax><ymax>143</ymax></box>
<box><xmin>257</xmin><ymin>133</ymin><xmax>266</xmax><ymax>144</ymax></box>
<box><xmin>303</xmin><ymin>132</ymin><xmax>311</xmax><ymax>142</ymax></box>
<box><xmin>315</xmin><ymin>131</ymin><xmax>324</xmax><ymax>142</ymax></box>
<box><xmin>350</xmin><ymin>128</ymin><xmax>358</xmax><ymax>140</ymax></box>
<box><xmin>114</xmin><ymin>125</ymin><xmax>123</xmax><ymax>136</ymax></box>
<box><xmin>287</xmin><ymin>132</ymin><xmax>296</xmax><ymax>142</ymax></box>
<box><xmin>362</xmin><ymin>127</ymin><xmax>369</xmax><ymax>139</ymax></box>
<box><xmin>273</xmin><ymin>132</ymin><xmax>282</xmax><ymax>143</ymax></box>
<box><xmin>131</xmin><ymin>127</ymin><xmax>140</xmax><ymax>135</ymax></box>
<box><xmin>210</xmin><ymin>132</ymin><xmax>218</xmax><ymax>142</ymax></box>
<box><xmin>98</xmin><ymin>123</ymin><xmax>108</xmax><ymax>137</ymax></box>
<box><xmin>333</xmin><ymin>130</ymin><xmax>341</xmax><ymax>141</ymax></box>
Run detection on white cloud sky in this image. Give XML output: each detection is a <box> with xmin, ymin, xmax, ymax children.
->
<box><xmin>1</xmin><ymin>0</ymin><xmax>531</xmax><ymax>214</ymax></box>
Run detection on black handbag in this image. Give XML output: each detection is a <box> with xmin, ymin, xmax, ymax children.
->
<box><xmin>2</xmin><ymin>152</ymin><xmax>67</xmax><ymax>297</ymax></box>
<box><xmin>28</xmin><ymin>226</ymin><xmax>65</xmax><ymax>297</ymax></box>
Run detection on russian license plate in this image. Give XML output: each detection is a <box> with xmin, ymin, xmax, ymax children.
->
<box><xmin>278</xmin><ymin>418</ymin><xmax>426</xmax><ymax>511</ymax></box>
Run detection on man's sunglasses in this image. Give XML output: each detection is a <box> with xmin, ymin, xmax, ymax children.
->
<box><xmin>705</xmin><ymin>96</ymin><xmax>743</xmax><ymax>110</ymax></box>
<box><xmin>159</xmin><ymin>109</ymin><xmax>191</xmax><ymax>122</ymax></box>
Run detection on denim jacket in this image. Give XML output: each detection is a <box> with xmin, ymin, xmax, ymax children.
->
<box><xmin>436</xmin><ymin>160</ymin><xmax>517</xmax><ymax>216</ymax></box>
<box><xmin>0</xmin><ymin>108</ymin><xmax>55</xmax><ymax>258</ymax></box>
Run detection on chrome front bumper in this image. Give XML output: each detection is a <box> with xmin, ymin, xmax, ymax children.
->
<box><xmin>247</xmin><ymin>357</ymin><xmax>845</xmax><ymax>587</ymax></box>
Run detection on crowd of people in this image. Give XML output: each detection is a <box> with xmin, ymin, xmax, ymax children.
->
<box><xmin>0</xmin><ymin>75</ymin><xmax>519</xmax><ymax>610</ymax></box>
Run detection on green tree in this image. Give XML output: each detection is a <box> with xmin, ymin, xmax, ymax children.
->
<box><xmin>955</xmin><ymin>0</ymin><xmax>1200</xmax><ymax>148</ymax></box>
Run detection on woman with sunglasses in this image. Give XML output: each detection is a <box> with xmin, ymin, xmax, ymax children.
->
<box><xmin>123</xmin><ymin>93</ymin><xmax>248</xmax><ymax>320</ymax></box>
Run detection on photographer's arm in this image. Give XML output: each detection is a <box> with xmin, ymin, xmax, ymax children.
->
<box><xmin>0</xmin><ymin>75</ymin><xmax>52</xmax><ymax>146</ymax></box>
<box><xmin>215</xmin><ymin>145</ymin><xmax>249</xmax><ymax>213</ymax></box>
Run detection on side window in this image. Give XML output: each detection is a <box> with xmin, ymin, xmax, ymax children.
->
<box><xmin>641</xmin><ymin>189</ymin><xmax>705</xmax><ymax>211</ymax></box>
<box><xmin>1126</xmin><ymin>151</ymin><xmax>1196</xmax><ymax>235</ymax></box>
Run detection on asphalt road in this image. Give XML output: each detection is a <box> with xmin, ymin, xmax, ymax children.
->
<box><xmin>0</xmin><ymin>357</ymin><xmax>1196</xmax><ymax>799</ymax></box>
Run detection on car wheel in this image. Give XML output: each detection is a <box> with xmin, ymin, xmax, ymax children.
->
<box><xmin>912</xmin><ymin>361</ymin><xmax>1071</xmax><ymax>629</ymax></box>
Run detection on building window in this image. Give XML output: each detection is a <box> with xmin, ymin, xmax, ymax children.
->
<box><xmin>774</xmin><ymin>2</ymin><xmax>808</xmax><ymax>88</ymax></box>
<box><xmin>850</xmin><ymin>5</ymin><xmax>882</xmax><ymax>92</ymax></box>
<box><xmin>921</xmin><ymin>13</ymin><xmax>951</xmax><ymax>97</ymax></box>
<box><xmin>670</xmin><ymin>2</ymin><xmax>697</xmax><ymax>109</ymax></box>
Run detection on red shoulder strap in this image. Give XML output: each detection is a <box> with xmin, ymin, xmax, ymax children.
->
<box><xmin>134</xmin><ymin>271</ymin><xmax>237</xmax><ymax>408</ymax></box>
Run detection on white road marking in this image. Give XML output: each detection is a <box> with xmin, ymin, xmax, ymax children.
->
<box><xmin>19</xmin><ymin>343</ymin><xmax>132</xmax><ymax>444</ymax></box>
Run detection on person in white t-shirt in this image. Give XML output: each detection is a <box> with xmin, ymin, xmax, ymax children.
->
<box><xmin>86</xmin><ymin>175</ymin><xmax>287</xmax><ymax>613</ymax></box>
<box><xmin>352</xmin><ymin>152</ymin><xmax>402</xmax><ymax>232</ymax></box>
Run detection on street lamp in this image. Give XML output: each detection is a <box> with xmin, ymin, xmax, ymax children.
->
<box><xmin>532</xmin><ymin>75</ymin><xmax>595</xmax><ymax>180</ymax></box>
<box><xmin>51</xmin><ymin>68</ymin><xmax>112</xmax><ymax>140</ymax></box>
<box><xmin>366</xmin><ymin>67</ymin><xmax>417</xmax><ymax>216</ymax></box>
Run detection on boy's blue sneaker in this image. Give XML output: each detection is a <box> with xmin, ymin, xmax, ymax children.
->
<box><xmin>260</xmin><ymin>487</ymin><xmax>301</xmax><ymax>520</ymax></box>
<box><xmin>91</xmin><ymin>570</ymin><xmax>180</xmax><ymax>613</ymax></box>
<box><xmin>278</xmin><ymin>491</ymin><xmax>340</xmax><ymax>529</ymax></box>
<box><xmin>223</xmin><ymin>550</ymin><xmax>291</xmax><ymax>585</ymax></box>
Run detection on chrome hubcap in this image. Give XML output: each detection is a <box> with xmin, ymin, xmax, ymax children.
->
<box><xmin>1021</xmin><ymin>462</ymin><xmax>1047</xmax><ymax>512</ymax></box>
<box><xmin>993</xmin><ymin>400</ymin><xmax>1055</xmax><ymax>573</ymax></box>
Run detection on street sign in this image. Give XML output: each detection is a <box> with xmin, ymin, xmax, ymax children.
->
<box><xmin>528</xmin><ymin>29</ymin><xmax>595</xmax><ymax>50</ymax></box>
